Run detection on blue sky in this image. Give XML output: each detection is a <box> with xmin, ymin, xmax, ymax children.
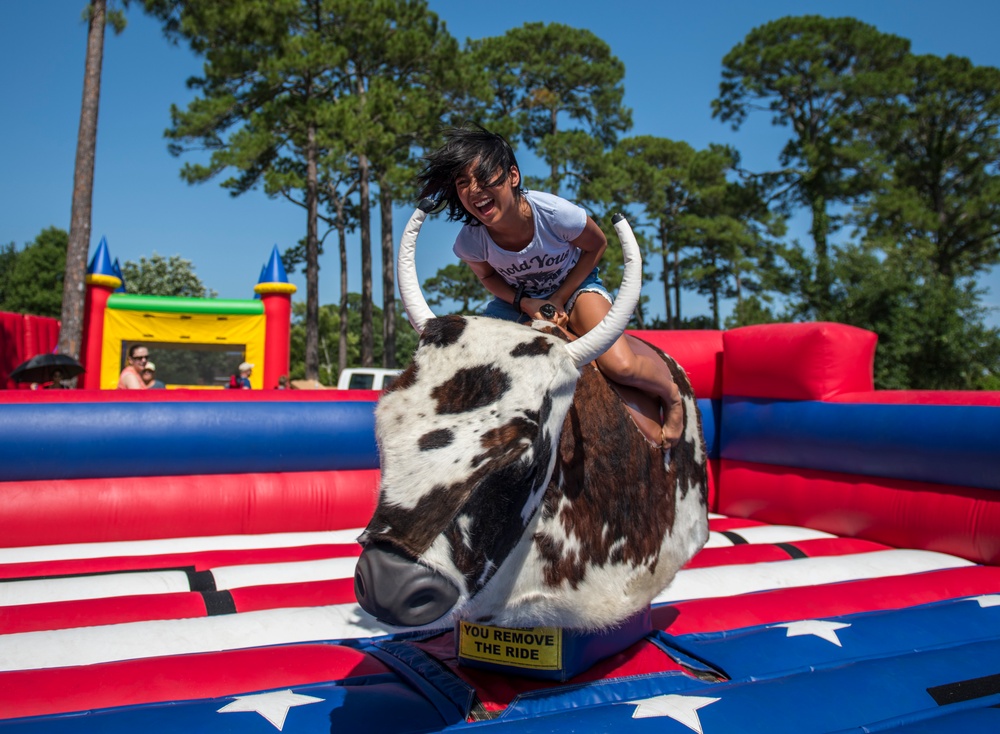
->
<box><xmin>3</xmin><ymin>0</ymin><xmax>999</xmax><ymax>326</ymax></box>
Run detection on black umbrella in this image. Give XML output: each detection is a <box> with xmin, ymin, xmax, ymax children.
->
<box><xmin>9</xmin><ymin>353</ymin><xmax>85</xmax><ymax>384</ymax></box>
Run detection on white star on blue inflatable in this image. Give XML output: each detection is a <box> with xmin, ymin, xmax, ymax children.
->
<box><xmin>628</xmin><ymin>694</ymin><xmax>720</xmax><ymax>733</ymax></box>
<box><xmin>217</xmin><ymin>689</ymin><xmax>324</xmax><ymax>731</ymax></box>
<box><xmin>773</xmin><ymin>619</ymin><xmax>852</xmax><ymax>646</ymax></box>
<box><xmin>972</xmin><ymin>594</ymin><xmax>1000</xmax><ymax>608</ymax></box>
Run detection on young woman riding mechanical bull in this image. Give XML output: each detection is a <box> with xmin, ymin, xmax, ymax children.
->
<box><xmin>416</xmin><ymin>124</ymin><xmax>683</xmax><ymax>448</ymax></box>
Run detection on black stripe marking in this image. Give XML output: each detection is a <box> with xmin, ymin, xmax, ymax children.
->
<box><xmin>928</xmin><ymin>672</ymin><xmax>1000</xmax><ymax>706</ymax></box>
<box><xmin>202</xmin><ymin>590</ymin><xmax>237</xmax><ymax>616</ymax></box>
<box><xmin>186</xmin><ymin>569</ymin><xmax>217</xmax><ymax>592</ymax></box>
<box><xmin>775</xmin><ymin>542</ymin><xmax>809</xmax><ymax>559</ymax></box>
<box><xmin>720</xmin><ymin>531</ymin><xmax>748</xmax><ymax>545</ymax></box>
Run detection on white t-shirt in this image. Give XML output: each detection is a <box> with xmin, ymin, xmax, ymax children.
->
<box><xmin>452</xmin><ymin>190</ymin><xmax>588</xmax><ymax>297</ymax></box>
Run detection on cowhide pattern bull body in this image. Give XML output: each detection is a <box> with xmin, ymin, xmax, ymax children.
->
<box><xmin>358</xmin><ymin>312</ymin><xmax>708</xmax><ymax>631</ymax></box>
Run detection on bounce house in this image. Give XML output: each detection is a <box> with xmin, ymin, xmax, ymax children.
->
<box><xmin>0</xmin><ymin>320</ymin><xmax>998</xmax><ymax>732</ymax></box>
<box><xmin>79</xmin><ymin>237</ymin><xmax>296</xmax><ymax>390</ymax></box>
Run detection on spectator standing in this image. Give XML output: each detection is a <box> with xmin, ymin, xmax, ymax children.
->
<box><xmin>228</xmin><ymin>362</ymin><xmax>253</xmax><ymax>389</ymax></box>
<box><xmin>46</xmin><ymin>369</ymin><xmax>67</xmax><ymax>389</ymax></box>
<box><xmin>118</xmin><ymin>345</ymin><xmax>150</xmax><ymax>390</ymax></box>
<box><xmin>142</xmin><ymin>362</ymin><xmax>166</xmax><ymax>389</ymax></box>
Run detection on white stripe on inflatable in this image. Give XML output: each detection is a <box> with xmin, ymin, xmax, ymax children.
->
<box><xmin>703</xmin><ymin>534</ymin><xmax>731</xmax><ymax>548</ymax></box>
<box><xmin>2</xmin><ymin>524</ymin><xmax>844</xmax><ymax>604</ymax></box>
<box><xmin>0</xmin><ymin>603</ymin><xmax>444</xmax><ymax>672</ymax></box>
<box><xmin>656</xmin><ymin>549</ymin><xmax>974</xmax><ymax>604</ymax></box>
<box><xmin>732</xmin><ymin>525</ymin><xmax>837</xmax><ymax>544</ymax></box>
<box><xmin>703</xmin><ymin>525</ymin><xmax>837</xmax><ymax>548</ymax></box>
<box><xmin>0</xmin><ymin>547</ymin><xmax>975</xmax><ymax>673</ymax></box>
<box><xmin>212</xmin><ymin>557</ymin><xmax>360</xmax><ymax>590</ymax></box>
<box><xmin>0</xmin><ymin>556</ymin><xmax>362</xmax><ymax>606</ymax></box>
<box><xmin>0</xmin><ymin>571</ymin><xmax>191</xmax><ymax>608</ymax></box>
<box><xmin>0</xmin><ymin>529</ymin><xmax>366</xmax><ymax>565</ymax></box>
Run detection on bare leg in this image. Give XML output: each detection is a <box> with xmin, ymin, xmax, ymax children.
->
<box><xmin>569</xmin><ymin>293</ymin><xmax>684</xmax><ymax>447</ymax></box>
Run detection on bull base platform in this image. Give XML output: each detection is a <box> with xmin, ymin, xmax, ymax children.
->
<box><xmin>456</xmin><ymin>607</ymin><xmax>652</xmax><ymax>681</ymax></box>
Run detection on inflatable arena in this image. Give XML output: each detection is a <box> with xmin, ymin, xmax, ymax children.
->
<box><xmin>1</xmin><ymin>320</ymin><xmax>998</xmax><ymax>732</ymax></box>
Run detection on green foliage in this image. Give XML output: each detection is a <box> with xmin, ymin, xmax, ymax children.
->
<box><xmin>590</xmin><ymin>209</ymin><xmax>657</xmax><ymax>327</ymax></box>
<box><xmin>581</xmin><ymin>136</ymin><xmax>785</xmax><ymax>329</ymax></box>
<box><xmin>150</xmin><ymin>0</ymin><xmax>465</xmax><ymax>377</ymax></box>
<box><xmin>0</xmin><ymin>228</ymin><xmax>68</xmax><ymax>318</ymax></box>
<box><xmin>135</xmin><ymin>7</ymin><xmax>1000</xmax><ymax>389</ymax></box>
<box><xmin>288</xmin><ymin>294</ymin><xmax>417</xmax><ymax>384</ymax></box>
<box><xmin>681</xmin><ymin>168</ymin><xmax>789</xmax><ymax>330</ymax></box>
<box><xmin>714</xmin><ymin>16</ymin><xmax>911</xmax><ymax>317</ymax></box>
<box><xmin>710</xmin><ymin>16</ymin><xmax>1000</xmax><ymax>387</ymax></box>
<box><xmin>646</xmin><ymin>314</ymin><xmax>717</xmax><ymax>330</ymax></box>
<box><xmin>854</xmin><ymin>53</ymin><xmax>1000</xmax><ymax>283</ymax></box>
<box><xmin>0</xmin><ymin>242</ymin><xmax>17</xmax><ymax>310</ymax></box>
<box><xmin>723</xmin><ymin>295</ymin><xmax>780</xmax><ymax>329</ymax></box>
<box><xmin>469</xmin><ymin>22</ymin><xmax>631</xmax><ymax>193</ymax></box>
<box><xmin>420</xmin><ymin>263</ymin><xmax>490</xmax><ymax>315</ymax></box>
<box><xmin>120</xmin><ymin>252</ymin><xmax>217</xmax><ymax>297</ymax></box>
<box><xmin>83</xmin><ymin>0</ymin><xmax>132</xmax><ymax>34</ymax></box>
<box><xmin>828</xmin><ymin>245</ymin><xmax>1000</xmax><ymax>389</ymax></box>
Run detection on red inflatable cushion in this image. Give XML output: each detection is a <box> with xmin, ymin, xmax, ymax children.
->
<box><xmin>630</xmin><ymin>330</ymin><xmax>724</xmax><ymax>399</ymax></box>
<box><xmin>717</xmin><ymin>459</ymin><xmax>1000</xmax><ymax>565</ymax></box>
<box><xmin>722</xmin><ymin>322</ymin><xmax>876</xmax><ymax>400</ymax></box>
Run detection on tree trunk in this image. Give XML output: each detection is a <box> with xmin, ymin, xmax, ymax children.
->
<box><xmin>733</xmin><ymin>270</ymin><xmax>743</xmax><ymax>329</ymax></box>
<box><xmin>336</xmin><ymin>202</ymin><xmax>348</xmax><ymax>376</ymax></box>
<box><xmin>810</xmin><ymin>192</ymin><xmax>831</xmax><ymax>319</ymax></box>
<box><xmin>711</xmin><ymin>259</ymin><xmax>720</xmax><ymax>330</ymax></box>
<box><xmin>633</xmin><ymin>301</ymin><xmax>646</xmax><ymax>329</ymax></box>
<box><xmin>549</xmin><ymin>106</ymin><xmax>560</xmax><ymax>194</ymax></box>
<box><xmin>673</xmin><ymin>245</ymin><xmax>682</xmax><ymax>326</ymax></box>
<box><xmin>379</xmin><ymin>180</ymin><xmax>396</xmax><ymax>368</ymax></box>
<box><xmin>60</xmin><ymin>0</ymin><xmax>106</xmax><ymax>360</ymax></box>
<box><xmin>660</xmin><ymin>258</ymin><xmax>672</xmax><ymax>327</ymax></box>
<box><xmin>359</xmin><ymin>153</ymin><xmax>374</xmax><ymax>367</ymax></box>
<box><xmin>304</xmin><ymin>122</ymin><xmax>320</xmax><ymax>381</ymax></box>
<box><xmin>659</xmin><ymin>226</ymin><xmax>672</xmax><ymax>328</ymax></box>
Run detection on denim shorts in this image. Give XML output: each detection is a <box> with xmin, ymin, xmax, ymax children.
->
<box><xmin>483</xmin><ymin>268</ymin><xmax>613</xmax><ymax>323</ymax></box>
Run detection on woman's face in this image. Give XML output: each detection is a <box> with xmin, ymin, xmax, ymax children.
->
<box><xmin>129</xmin><ymin>348</ymin><xmax>149</xmax><ymax>369</ymax></box>
<box><xmin>454</xmin><ymin>160</ymin><xmax>521</xmax><ymax>227</ymax></box>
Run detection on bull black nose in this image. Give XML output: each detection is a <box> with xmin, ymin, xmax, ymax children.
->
<box><xmin>354</xmin><ymin>543</ymin><xmax>459</xmax><ymax>627</ymax></box>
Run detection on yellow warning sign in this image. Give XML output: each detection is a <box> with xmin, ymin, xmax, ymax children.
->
<box><xmin>458</xmin><ymin>621</ymin><xmax>562</xmax><ymax>670</ymax></box>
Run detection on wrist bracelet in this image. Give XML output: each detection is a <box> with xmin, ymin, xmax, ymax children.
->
<box><xmin>513</xmin><ymin>284</ymin><xmax>526</xmax><ymax>313</ymax></box>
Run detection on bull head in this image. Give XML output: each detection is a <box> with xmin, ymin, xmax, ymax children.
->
<box><xmin>355</xmin><ymin>202</ymin><xmax>650</xmax><ymax>630</ymax></box>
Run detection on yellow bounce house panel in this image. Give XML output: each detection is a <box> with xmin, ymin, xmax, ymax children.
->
<box><xmin>100</xmin><ymin>295</ymin><xmax>266</xmax><ymax>390</ymax></box>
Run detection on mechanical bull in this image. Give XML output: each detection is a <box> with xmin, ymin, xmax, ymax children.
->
<box><xmin>354</xmin><ymin>204</ymin><xmax>709</xmax><ymax>632</ymax></box>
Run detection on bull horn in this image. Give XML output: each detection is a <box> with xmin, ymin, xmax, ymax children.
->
<box><xmin>397</xmin><ymin>199</ymin><xmax>438</xmax><ymax>333</ymax></box>
<box><xmin>563</xmin><ymin>214</ymin><xmax>642</xmax><ymax>368</ymax></box>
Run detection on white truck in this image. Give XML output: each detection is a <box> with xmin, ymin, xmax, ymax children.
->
<box><xmin>336</xmin><ymin>368</ymin><xmax>402</xmax><ymax>391</ymax></box>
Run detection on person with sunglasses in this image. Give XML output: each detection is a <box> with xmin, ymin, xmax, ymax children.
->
<box><xmin>118</xmin><ymin>344</ymin><xmax>151</xmax><ymax>390</ymax></box>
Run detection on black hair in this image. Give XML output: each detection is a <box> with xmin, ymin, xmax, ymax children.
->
<box><xmin>128</xmin><ymin>344</ymin><xmax>147</xmax><ymax>359</ymax></box>
<box><xmin>417</xmin><ymin>124</ymin><xmax>522</xmax><ymax>226</ymax></box>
